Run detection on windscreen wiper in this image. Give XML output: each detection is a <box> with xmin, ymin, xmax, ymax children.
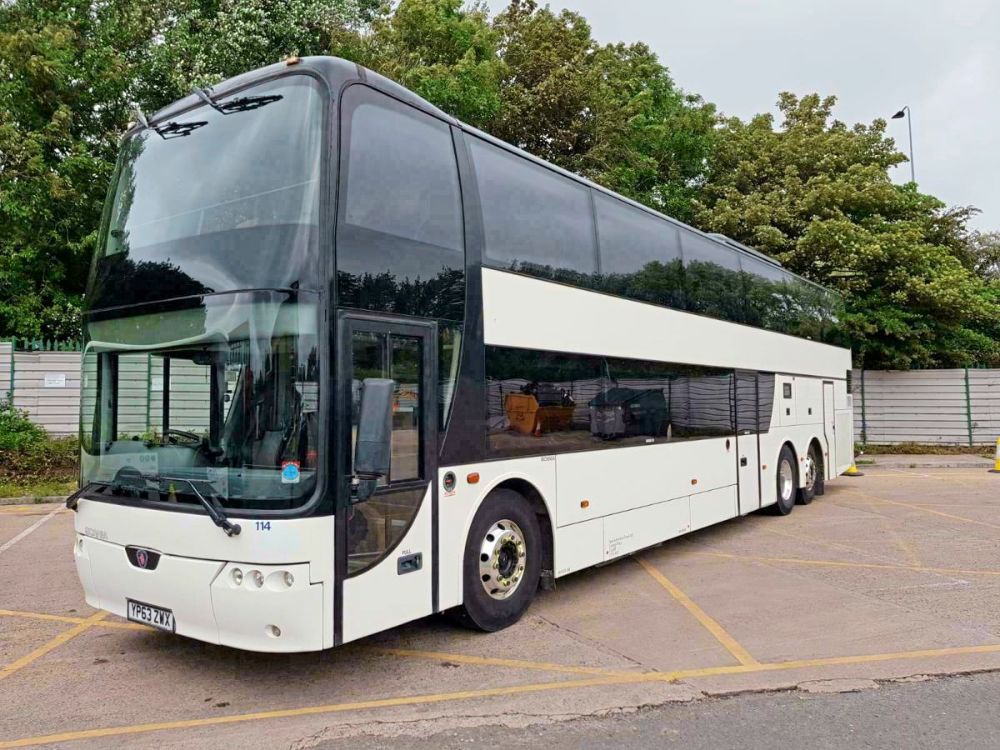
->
<box><xmin>193</xmin><ymin>88</ymin><xmax>283</xmax><ymax>115</ymax></box>
<box><xmin>66</xmin><ymin>477</ymin><xmax>147</xmax><ymax>511</ymax></box>
<box><xmin>158</xmin><ymin>475</ymin><xmax>242</xmax><ymax>537</ymax></box>
<box><xmin>153</xmin><ymin>120</ymin><xmax>208</xmax><ymax>139</ymax></box>
<box><xmin>66</xmin><ymin>481</ymin><xmax>108</xmax><ymax>511</ymax></box>
<box><xmin>69</xmin><ymin>473</ymin><xmax>240</xmax><ymax>537</ymax></box>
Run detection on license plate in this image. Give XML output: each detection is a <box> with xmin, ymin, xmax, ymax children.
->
<box><xmin>126</xmin><ymin>599</ymin><xmax>175</xmax><ymax>632</ymax></box>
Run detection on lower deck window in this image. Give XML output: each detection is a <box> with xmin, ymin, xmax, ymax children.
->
<box><xmin>486</xmin><ymin>347</ymin><xmax>740</xmax><ymax>459</ymax></box>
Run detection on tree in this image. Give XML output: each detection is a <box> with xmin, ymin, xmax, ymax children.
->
<box><xmin>0</xmin><ymin>1</ymin><xmax>166</xmax><ymax>340</ymax></box>
<box><xmin>580</xmin><ymin>41</ymin><xmax>716</xmax><ymax>221</ymax></box>
<box><xmin>346</xmin><ymin>0</ymin><xmax>503</xmax><ymax>127</ymax></box>
<box><xmin>0</xmin><ymin>0</ymin><xmax>373</xmax><ymax>341</ymax></box>
<box><xmin>141</xmin><ymin>0</ymin><xmax>382</xmax><ymax>109</ymax></box>
<box><xmin>694</xmin><ymin>93</ymin><xmax>1000</xmax><ymax>368</ymax></box>
<box><xmin>967</xmin><ymin>230</ymin><xmax>1000</xmax><ymax>281</ymax></box>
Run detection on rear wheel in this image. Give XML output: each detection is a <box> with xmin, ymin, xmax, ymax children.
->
<box><xmin>771</xmin><ymin>444</ymin><xmax>797</xmax><ymax>515</ymax></box>
<box><xmin>450</xmin><ymin>489</ymin><xmax>542</xmax><ymax>632</ymax></box>
<box><xmin>798</xmin><ymin>443</ymin><xmax>822</xmax><ymax>504</ymax></box>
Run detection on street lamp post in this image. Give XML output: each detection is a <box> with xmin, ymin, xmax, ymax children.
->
<box><xmin>891</xmin><ymin>106</ymin><xmax>915</xmax><ymax>183</ymax></box>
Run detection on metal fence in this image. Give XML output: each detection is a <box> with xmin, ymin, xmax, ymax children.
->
<box><xmin>2</xmin><ymin>341</ymin><xmax>999</xmax><ymax>444</ymax></box>
<box><xmin>1</xmin><ymin>341</ymin><xmax>82</xmax><ymax>436</ymax></box>
<box><xmin>853</xmin><ymin>368</ymin><xmax>1000</xmax><ymax>446</ymax></box>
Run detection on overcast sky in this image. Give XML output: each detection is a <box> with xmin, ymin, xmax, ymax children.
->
<box><xmin>493</xmin><ymin>0</ymin><xmax>999</xmax><ymax>231</ymax></box>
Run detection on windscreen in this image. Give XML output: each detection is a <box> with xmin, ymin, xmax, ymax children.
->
<box><xmin>80</xmin><ymin>291</ymin><xmax>320</xmax><ymax>512</ymax></box>
<box><xmin>87</xmin><ymin>75</ymin><xmax>325</xmax><ymax>310</ymax></box>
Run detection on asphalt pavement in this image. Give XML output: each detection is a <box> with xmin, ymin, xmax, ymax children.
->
<box><xmin>326</xmin><ymin>670</ymin><xmax>1000</xmax><ymax>750</ymax></box>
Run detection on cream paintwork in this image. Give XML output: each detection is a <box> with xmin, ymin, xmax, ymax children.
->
<box><xmin>482</xmin><ymin>269</ymin><xmax>852</xmax><ymax>380</ymax></box>
<box><xmin>341</xmin><ymin>487</ymin><xmax>433</xmax><ymax>644</ymax></box>
<box><xmin>437</xmin><ymin>456</ymin><xmax>557</xmax><ymax>611</ymax></box>
<box><xmin>69</xmin><ymin>269</ymin><xmax>853</xmax><ymax>651</ymax></box>
<box><xmin>73</xmin><ymin>499</ymin><xmax>334</xmax><ymax>651</ymax></box>
<box><xmin>556</xmin><ymin>438</ymin><xmax>735</xmax><ymax>527</ymax></box>
<box><xmin>435</xmin><ymin>270</ymin><xmax>854</xmax><ymax>612</ymax></box>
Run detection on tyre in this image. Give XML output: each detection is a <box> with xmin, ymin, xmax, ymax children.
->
<box><xmin>798</xmin><ymin>443</ymin><xmax>823</xmax><ymax>504</ymax></box>
<box><xmin>770</xmin><ymin>444</ymin><xmax>797</xmax><ymax>515</ymax></box>
<box><xmin>449</xmin><ymin>489</ymin><xmax>542</xmax><ymax>632</ymax></box>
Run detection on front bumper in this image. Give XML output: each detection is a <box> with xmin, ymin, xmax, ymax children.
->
<box><xmin>74</xmin><ymin>535</ymin><xmax>324</xmax><ymax>652</ymax></box>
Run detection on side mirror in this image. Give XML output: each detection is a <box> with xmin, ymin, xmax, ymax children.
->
<box><xmin>352</xmin><ymin>378</ymin><xmax>394</xmax><ymax>503</ymax></box>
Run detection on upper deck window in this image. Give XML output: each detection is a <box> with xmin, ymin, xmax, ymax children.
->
<box><xmin>90</xmin><ymin>75</ymin><xmax>324</xmax><ymax>310</ymax></box>
<box><xmin>681</xmin><ymin>231</ymin><xmax>746</xmax><ymax>323</ymax></box>
<box><xmin>336</xmin><ymin>86</ymin><xmax>465</xmax><ymax>322</ymax></box>
<box><xmin>470</xmin><ymin>138</ymin><xmax>597</xmax><ymax>279</ymax></box>
<box><xmin>595</xmin><ymin>193</ymin><xmax>684</xmax><ymax>308</ymax></box>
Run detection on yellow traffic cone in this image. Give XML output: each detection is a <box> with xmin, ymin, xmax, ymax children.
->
<box><xmin>990</xmin><ymin>438</ymin><xmax>1000</xmax><ymax>474</ymax></box>
<box><xmin>844</xmin><ymin>461</ymin><xmax>864</xmax><ymax>477</ymax></box>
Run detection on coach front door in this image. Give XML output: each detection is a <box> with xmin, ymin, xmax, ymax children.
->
<box><xmin>336</xmin><ymin>314</ymin><xmax>438</xmax><ymax>644</ymax></box>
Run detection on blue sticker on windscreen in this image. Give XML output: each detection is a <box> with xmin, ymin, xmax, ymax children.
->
<box><xmin>281</xmin><ymin>461</ymin><xmax>301</xmax><ymax>484</ymax></box>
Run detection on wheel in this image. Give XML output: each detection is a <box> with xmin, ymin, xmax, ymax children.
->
<box><xmin>797</xmin><ymin>443</ymin><xmax>822</xmax><ymax>504</ymax></box>
<box><xmin>449</xmin><ymin>489</ymin><xmax>542</xmax><ymax>632</ymax></box>
<box><xmin>770</xmin><ymin>444</ymin><xmax>797</xmax><ymax>515</ymax></box>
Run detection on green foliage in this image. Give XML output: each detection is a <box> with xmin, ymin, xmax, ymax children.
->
<box><xmin>0</xmin><ymin>0</ymin><xmax>375</xmax><ymax>342</ymax></box>
<box><xmin>0</xmin><ymin>432</ymin><xmax>79</xmax><ymax>497</ymax></box>
<box><xmin>347</xmin><ymin>0</ymin><xmax>503</xmax><ymax>125</ymax></box>
<box><xmin>1</xmin><ymin>1</ymin><xmax>996</xmax><ymax>369</ymax></box>
<box><xmin>487</xmin><ymin>1</ymin><xmax>715</xmax><ymax>220</ymax></box>
<box><xmin>0</xmin><ymin>398</ymin><xmax>47</xmax><ymax>451</ymax></box>
<box><xmin>140</xmin><ymin>0</ymin><xmax>382</xmax><ymax>107</ymax></box>
<box><xmin>968</xmin><ymin>230</ymin><xmax>1000</xmax><ymax>281</ymax></box>
<box><xmin>694</xmin><ymin>93</ymin><xmax>1000</xmax><ymax>368</ymax></box>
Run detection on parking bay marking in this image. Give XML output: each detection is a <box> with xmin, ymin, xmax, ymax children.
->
<box><xmin>6</xmin><ymin>642</ymin><xmax>1000</xmax><ymax>749</ymax></box>
<box><xmin>0</xmin><ymin>608</ymin><xmax>634</xmax><ymax>678</ymax></box>
<box><xmin>841</xmin><ymin>489</ymin><xmax>1000</xmax><ymax>533</ymax></box>
<box><xmin>0</xmin><ymin>507</ymin><xmax>62</xmax><ymax>556</ymax></box>
<box><xmin>636</xmin><ymin>556</ymin><xmax>759</xmax><ymax>666</ymax></box>
<box><xmin>699</xmin><ymin>551</ymin><xmax>1000</xmax><ymax>578</ymax></box>
<box><xmin>0</xmin><ymin>611</ymin><xmax>108</xmax><ymax>682</ymax></box>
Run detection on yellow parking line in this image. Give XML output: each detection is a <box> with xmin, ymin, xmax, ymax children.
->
<box><xmin>842</xmin><ymin>490</ymin><xmax>1000</xmax><ymax>532</ymax></box>
<box><xmin>0</xmin><ymin>609</ymin><xmax>147</xmax><ymax>631</ymax></box>
<box><xmin>881</xmin><ymin>519</ymin><xmax>922</xmax><ymax>567</ymax></box>
<box><xmin>636</xmin><ymin>556</ymin><xmax>759</xmax><ymax>666</ymax></box>
<box><xmin>761</xmin><ymin>524</ymin><xmax>895</xmax><ymax>565</ymax></box>
<box><xmin>0</xmin><ymin>674</ymin><xmax>642</xmax><ymax>749</ymax></box>
<box><xmin>6</xmin><ymin>642</ymin><xmax>1000</xmax><ymax>749</ymax></box>
<box><xmin>0</xmin><ymin>608</ymin><xmax>621</xmax><ymax>675</ymax></box>
<box><xmin>0</xmin><ymin>506</ymin><xmax>65</xmax><ymax>515</ymax></box>
<box><xmin>372</xmin><ymin>646</ymin><xmax>637</xmax><ymax>677</ymax></box>
<box><xmin>0</xmin><ymin>611</ymin><xmax>108</xmax><ymax>682</ymax></box>
<box><xmin>700</xmin><ymin>551</ymin><xmax>1000</xmax><ymax>578</ymax></box>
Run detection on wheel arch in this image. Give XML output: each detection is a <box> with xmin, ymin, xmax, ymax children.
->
<box><xmin>807</xmin><ymin>435</ymin><xmax>827</xmax><ymax>478</ymax></box>
<box><xmin>779</xmin><ymin>439</ymin><xmax>801</xmax><ymax>485</ymax></box>
<box><xmin>480</xmin><ymin>477</ymin><xmax>555</xmax><ymax>579</ymax></box>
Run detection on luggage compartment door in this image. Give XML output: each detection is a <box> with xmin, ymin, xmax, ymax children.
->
<box><xmin>735</xmin><ymin>371</ymin><xmax>761</xmax><ymax>514</ymax></box>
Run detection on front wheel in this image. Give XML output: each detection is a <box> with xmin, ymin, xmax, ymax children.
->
<box><xmin>770</xmin><ymin>444</ymin><xmax>798</xmax><ymax>515</ymax></box>
<box><xmin>449</xmin><ymin>489</ymin><xmax>542</xmax><ymax>632</ymax></box>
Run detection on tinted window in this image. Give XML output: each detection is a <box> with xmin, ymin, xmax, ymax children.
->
<box><xmin>471</xmin><ymin>138</ymin><xmax>596</xmax><ymax>279</ymax></box>
<box><xmin>758</xmin><ymin>373</ymin><xmax>776</xmax><ymax>431</ymax></box>
<box><xmin>595</xmin><ymin>193</ymin><xmax>684</xmax><ymax>308</ymax></box>
<box><xmin>681</xmin><ymin>232</ymin><xmax>746</xmax><ymax>323</ymax></box>
<box><xmin>486</xmin><ymin>346</ymin><xmax>734</xmax><ymax>458</ymax></box>
<box><xmin>337</xmin><ymin>86</ymin><xmax>465</xmax><ymax>321</ymax></box>
<box><xmin>741</xmin><ymin>255</ymin><xmax>789</xmax><ymax>331</ymax></box>
<box><xmin>90</xmin><ymin>76</ymin><xmax>324</xmax><ymax>309</ymax></box>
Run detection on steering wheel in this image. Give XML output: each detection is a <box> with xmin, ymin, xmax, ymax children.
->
<box><xmin>164</xmin><ymin>428</ymin><xmax>202</xmax><ymax>445</ymax></box>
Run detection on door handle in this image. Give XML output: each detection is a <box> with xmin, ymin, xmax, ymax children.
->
<box><xmin>740</xmin><ymin>456</ymin><xmax>748</xmax><ymax>467</ymax></box>
<box><xmin>397</xmin><ymin>552</ymin><xmax>422</xmax><ymax>575</ymax></box>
